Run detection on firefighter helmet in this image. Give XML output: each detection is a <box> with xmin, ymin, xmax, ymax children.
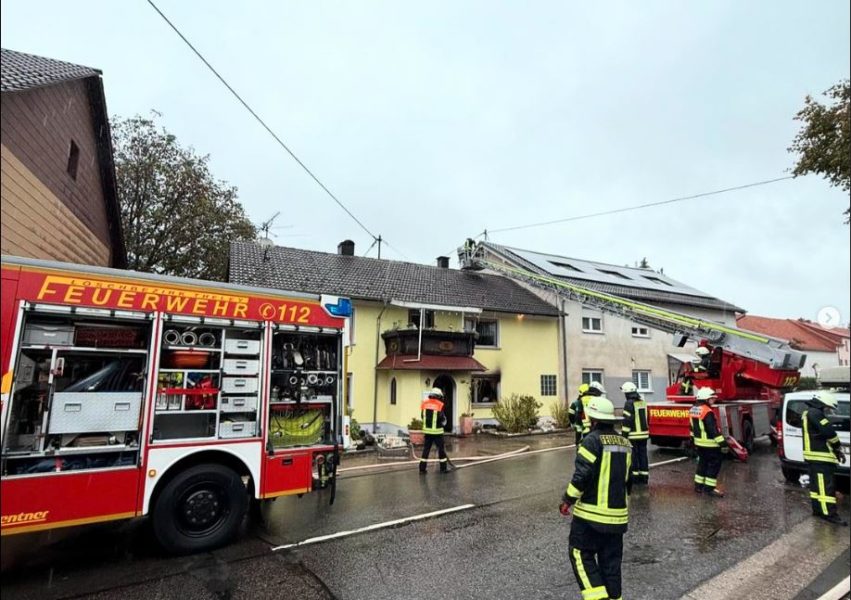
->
<box><xmin>620</xmin><ymin>382</ymin><xmax>638</xmax><ymax>394</ymax></box>
<box><xmin>585</xmin><ymin>396</ymin><xmax>617</xmax><ymax>422</ymax></box>
<box><xmin>429</xmin><ymin>387</ymin><xmax>444</xmax><ymax>398</ymax></box>
<box><xmin>578</xmin><ymin>383</ymin><xmax>590</xmax><ymax>395</ymax></box>
<box><xmin>695</xmin><ymin>347</ymin><xmax>710</xmax><ymax>357</ymax></box>
<box><xmin>589</xmin><ymin>381</ymin><xmax>606</xmax><ymax>394</ymax></box>
<box><xmin>813</xmin><ymin>390</ymin><xmax>838</xmax><ymax>410</ymax></box>
<box><xmin>696</xmin><ymin>387</ymin><xmax>717</xmax><ymax>402</ymax></box>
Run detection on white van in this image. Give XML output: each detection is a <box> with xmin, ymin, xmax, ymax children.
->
<box><xmin>778</xmin><ymin>366</ymin><xmax>850</xmax><ymax>483</ymax></box>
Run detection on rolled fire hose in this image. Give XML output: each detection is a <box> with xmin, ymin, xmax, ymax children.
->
<box><xmin>181</xmin><ymin>331</ymin><xmax>198</xmax><ymax>346</ymax></box>
<box><xmin>288</xmin><ymin>375</ymin><xmax>299</xmax><ymax>386</ymax></box>
<box><xmin>163</xmin><ymin>329</ymin><xmax>181</xmax><ymax>345</ymax></box>
<box><xmin>198</xmin><ymin>332</ymin><xmax>216</xmax><ymax>347</ymax></box>
<box><xmin>324</xmin><ymin>375</ymin><xmax>335</xmax><ymax>385</ymax></box>
<box><xmin>307</xmin><ymin>373</ymin><xmax>319</xmax><ymax>385</ymax></box>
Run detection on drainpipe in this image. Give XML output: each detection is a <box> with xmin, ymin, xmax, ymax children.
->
<box><xmin>559</xmin><ymin>297</ymin><xmax>569</xmax><ymax>402</ymax></box>
<box><xmin>372</xmin><ymin>300</ymin><xmax>389</xmax><ymax>432</ymax></box>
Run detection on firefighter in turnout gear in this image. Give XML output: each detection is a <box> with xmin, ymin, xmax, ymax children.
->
<box><xmin>802</xmin><ymin>391</ymin><xmax>848</xmax><ymax>525</ymax></box>
<box><xmin>419</xmin><ymin>387</ymin><xmax>449</xmax><ymax>474</ymax></box>
<box><xmin>578</xmin><ymin>381</ymin><xmax>606</xmax><ymax>442</ymax></box>
<box><xmin>570</xmin><ymin>384</ymin><xmax>590</xmax><ymax>445</ymax></box>
<box><xmin>690</xmin><ymin>387</ymin><xmax>728</xmax><ymax>497</ymax></box>
<box><xmin>621</xmin><ymin>382</ymin><xmax>649</xmax><ymax>485</ymax></box>
<box><xmin>560</xmin><ymin>396</ymin><xmax>632</xmax><ymax>600</ymax></box>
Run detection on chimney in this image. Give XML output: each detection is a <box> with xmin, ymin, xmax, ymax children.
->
<box><xmin>436</xmin><ymin>256</ymin><xmax>449</xmax><ymax>268</ymax></box>
<box><xmin>337</xmin><ymin>240</ymin><xmax>355</xmax><ymax>256</ymax></box>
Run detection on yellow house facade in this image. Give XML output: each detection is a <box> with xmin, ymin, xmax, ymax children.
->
<box><xmin>229</xmin><ymin>241</ymin><xmax>562</xmax><ymax>434</ymax></box>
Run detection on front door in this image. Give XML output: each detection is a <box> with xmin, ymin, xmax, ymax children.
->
<box><xmin>433</xmin><ymin>374</ymin><xmax>455</xmax><ymax>433</ymax></box>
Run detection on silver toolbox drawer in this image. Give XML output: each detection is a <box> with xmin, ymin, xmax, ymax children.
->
<box><xmin>224</xmin><ymin>339</ymin><xmax>260</xmax><ymax>355</ymax></box>
<box><xmin>219</xmin><ymin>421</ymin><xmax>257</xmax><ymax>439</ymax></box>
<box><xmin>24</xmin><ymin>324</ymin><xmax>75</xmax><ymax>346</ymax></box>
<box><xmin>223</xmin><ymin>359</ymin><xmax>259</xmax><ymax>375</ymax></box>
<box><xmin>49</xmin><ymin>392</ymin><xmax>142</xmax><ymax>434</ymax></box>
<box><xmin>219</xmin><ymin>396</ymin><xmax>258</xmax><ymax>413</ymax></box>
<box><xmin>222</xmin><ymin>377</ymin><xmax>258</xmax><ymax>394</ymax></box>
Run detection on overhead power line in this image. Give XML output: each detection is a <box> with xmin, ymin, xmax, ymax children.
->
<box><xmin>488</xmin><ymin>176</ymin><xmax>795</xmax><ymax>234</ymax></box>
<box><xmin>146</xmin><ymin>0</ymin><xmax>379</xmax><ymax>242</ymax></box>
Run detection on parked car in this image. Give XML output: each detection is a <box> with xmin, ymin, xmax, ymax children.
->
<box><xmin>778</xmin><ymin>366</ymin><xmax>850</xmax><ymax>484</ymax></box>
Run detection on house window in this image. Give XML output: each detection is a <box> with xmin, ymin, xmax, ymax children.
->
<box><xmin>66</xmin><ymin>140</ymin><xmax>80</xmax><ymax>180</ymax></box>
<box><xmin>631</xmin><ymin>326</ymin><xmax>650</xmax><ymax>338</ymax></box>
<box><xmin>472</xmin><ymin>375</ymin><xmax>500</xmax><ymax>405</ymax></box>
<box><xmin>540</xmin><ymin>374</ymin><xmax>557</xmax><ymax>396</ymax></box>
<box><xmin>408</xmin><ymin>309</ymin><xmax>434</xmax><ymax>329</ymax></box>
<box><xmin>581</xmin><ymin>370</ymin><xmax>604</xmax><ymax>386</ymax></box>
<box><xmin>597</xmin><ymin>269</ymin><xmax>631</xmax><ymax>280</ymax></box>
<box><xmin>465</xmin><ymin>318</ymin><xmax>499</xmax><ymax>347</ymax></box>
<box><xmin>549</xmin><ymin>260</ymin><xmax>583</xmax><ymax>272</ymax></box>
<box><xmin>632</xmin><ymin>370</ymin><xmax>652</xmax><ymax>392</ymax></box>
<box><xmin>390</xmin><ymin>377</ymin><xmax>397</xmax><ymax>405</ymax></box>
<box><xmin>642</xmin><ymin>275</ymin><xmax>672</xmax><ymax>286</ymax></box>
<box><xmin>582</xmin><ymin>316</ymin><xmax>603</xmax><ymax>333</ymax></box>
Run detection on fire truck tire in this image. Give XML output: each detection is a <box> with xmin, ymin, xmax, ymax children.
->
<box><xmin>781</xmin><ymin>465</ymin><xmax>801</xmax><ymax>484</ymax></box>
<box><xmin>742</xmin><ymin>420</ymin><xmax>755</xmax><ymax>453</ymax></box>
<box><xmin>151</xmin><ymin>463</ymin><xmax>248</xmax><ymax>554</ymax></box>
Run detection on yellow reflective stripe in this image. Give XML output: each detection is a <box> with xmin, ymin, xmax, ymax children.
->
<box><xmin>803</xmin><ymin>412</ymin><xmax>811</xmax><ymax>453</ymax></box>
<box><xmin>622</xmin><ymin>410</ymin><xmax>632</xmax><ymax>417</ymax></box>
<box><xmin>818</xmin><ymin>473</ymin><xmax>828</xmax><ymax>515</ymax></box>
<box><xmin>827</xmin><ymin>436</ymin><xmax>840</xmax><ymax>444</ymax></box>
<box><xmin>704</xmin><ymin>477</ymin><xmax>717</xmax><ymax>486</ymax></box>
<box><xmin>567</xmin><ymin>483</ymin><xmax>583</xmax><ymax>498</ymax></box>
<box><xmin>578</xmin><ymin>446</ymin><xmax>597</xmax><ymax>464</ymax></box>
<box><xmin>572</xmin><ymin>548</ymin><xmax>593</xmax><ymax>591</ymax></box>
<box><xmin>694</xmin><ymin>475</ymin><xmax>705</xmax><ymax>483</ymax></box>
<box><xmin>809</xmin><ymin>492</ymin><xmax>837</xmax><ymax>503</ymax></box>
<box><xmin>626</xmin><ymin>451</ymin><xmax>632</xmax><ymax>482</ymax></box>
<box><xmin>573</xmin><ymin>506</ymin><xmax>629</xmax><ymax>525</ymax></box>
<box><xmin>694</xmin><ymin>439</ymin><xmax>720</xmax><ymax>448</ymax></box>
<box><xmin>628</xmin><ymin>432</ymin><xmax>649</xmax><ymax>440</ymax></box>
<box><xmin>598</xmin><ymin>451</ymin><xmax>611</xmax><ymax>512</ymax></box>
<box><xmin>804</xmin><ymin>451</ymin><xmax>838</xmax><ymax>463</ymax></box>
<box><xmin>574</xmin><ymin>502</ymin><xmax>628</xmax><ymax>518</ymax></box>
<box><xmin>582</xmin><ymin>587</ymin><xmax>609</xmax><ymax>600</ymax></box>
<box><xmin>820</xmin><ymin>419</ymin><xmax>830</xmax><ymax>426</ymax></box>
<box><xmin>713</xmin><ymin>435</ymin><xmax>725</xmax><ymax>443</ymax></box>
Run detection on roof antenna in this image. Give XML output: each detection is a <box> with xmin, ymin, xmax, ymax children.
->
<box><xmin>258</xmin><ymin>211</ymin><xmax>280</xmax><ymax>241</ymax></box>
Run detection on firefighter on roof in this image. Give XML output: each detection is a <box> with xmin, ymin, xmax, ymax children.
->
<box><xmin>802</xmin><ymin>391</ymin><xmax>847</xmax><ymax>526</ymax></box>
<box><xmin>560</xmin><ymin>395</ymin><xmax>632</xmax><ymax>600</ymax></box>
<box><xmin>419</xmin><ymin>387</ymin><xmax>449</xmax><ymax>474</ymax></box>
<box><xmin>690</xmin><ymin>387</ymin><xmax>728</xmax><ymax>497</ymax></box>
<box><xmin>621</xmin><ymin>382</ymin><xmax>649</xmax><ymax>485</ymax></box>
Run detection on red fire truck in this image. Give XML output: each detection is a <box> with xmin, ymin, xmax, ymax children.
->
<box><xmin>0</xmin><ymin>256</ymin><xmax>351</xmax><ymax>553</ymax></box>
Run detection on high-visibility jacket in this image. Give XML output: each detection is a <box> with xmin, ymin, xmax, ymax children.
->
<box><xmin>563</xmin><ymin>426</ymin><xmax>632</xmax><ymax>533</ymax></box>
<box><xmin>579</xmin><ymin>392</ymin><xmax>600</xmax><ymax>435</ymax></box>
<box><xmin>421</xmin><ymin>398</ymin><xmax>446</xmax><ymax>435</ymax></box>
<box><xmin>689</xmin><ymin>403</ymin><xmax>726</xmax><ymax>449</ymax></box>
<box><xmin>569</xmin><ymin>395</ymin><xmax>584</xmax><ymax>432</ymax></box>
<box><xmin>622</xmin><ymin>394</ymin><xmax>648</xmax><ymax>440</ymax></box>
<box><xmin>803</xmin><ymin>403</ymin><xmax>841</xmax><ymax>464</ymax></box>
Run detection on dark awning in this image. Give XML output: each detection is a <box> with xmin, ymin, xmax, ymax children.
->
<box><xmin>376</xmin><ymin>354</ymin><xmax>487</xmax><ymax>371</ymax></box>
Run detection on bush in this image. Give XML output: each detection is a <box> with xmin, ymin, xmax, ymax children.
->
<box><xmin>408</xmin><ymin>417</ymin><xmax>423</xmax><ymax>430</ymax></box>
<box><xmin>493</xmin><ymin>394</ymin><xmax>542</xmax><ymax>433</ymax></box>
<box><xmin>346</xmin><ymin>407</ymin><xmax>363</xmax><ymax>441</ymax></box>
<box><xmin>796</xmin><ymin>377</ymin><xmax>819</xmax><ymax>391</ymax></box>
<box><xmin>550</xmin><ymin>401</ymin><xmax>571</xmax><ymax>429</ymax></box>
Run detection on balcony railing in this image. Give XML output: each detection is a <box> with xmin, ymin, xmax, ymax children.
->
<box><xmin>382</xmin><ymin>329</ymin><xmax>477</xmax><ymax>357</ymax></box>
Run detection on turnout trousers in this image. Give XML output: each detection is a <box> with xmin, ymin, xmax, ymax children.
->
<box><xmin>807</xmin><ymin>461</ymin><xmax>838</xmax><ymax>518</ymax></box>
<box><xmin>419</xmin><ymin>433</ymin><xmax>448</xmax><ymax>472</ymax></box>
<box><xmin>631</xmin><ymin>439</ymin><xmax>649</xmax><ymax>483</ymax></box>
<box><xmin>568</xmin><ymin>518</ymin><xmax>624</xmax><ymax>600</ymax></box>
<box><xmin>694</xmin><ymin>447</ymin><xmax>723</xmax><ymax>492</ymax></box>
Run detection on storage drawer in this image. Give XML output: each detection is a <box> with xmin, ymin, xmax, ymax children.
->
<box><xmin>224</xmin><ymin>339</ymin><xmax>260</xmax><ymax>355</ymax></box>
<box><xmin>222</xmin><ymin>377</ymin><xmax>258</xmax><ymax>394</ymax></box>
<box><xmin>49</xmin><ymin>392</ymin><xmax>143</xmax><ymax>434</ymax></box>
<box><xmin>219</xmin><ymin>420</ymin><xmax>257</xmax><ymax>439</ymax></box>
<box><xmin>24</xmin><ymin>324</ymin><xmax>75</xmax><ymax>346</ymax></box>
<box><xmin>219</xmin><ymin>396</ymin><xmax>258</xmax><ymax>413</ymax></box>
<box><xmin>223</xmin><ymin>359</ymin><xmax>259</xmax><ymax>375</ymax></box>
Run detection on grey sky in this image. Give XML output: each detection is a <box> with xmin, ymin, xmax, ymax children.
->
<box><xmin>2</xmin><ymin>1</ymin><xmax>849</xmax><ymax>322</ymax></box>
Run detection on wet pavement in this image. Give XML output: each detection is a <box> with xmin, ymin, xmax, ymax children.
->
<box><xmin>2</xmin><ymin>432</ymin><xmax>849</xmax><ymax>599</ymax></box>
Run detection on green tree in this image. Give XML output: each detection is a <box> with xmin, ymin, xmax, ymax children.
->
<box><xmin>112</xmin><ymin>112</ymin><xmax>257</xmax><ymax>280</ymax></box>
<box><xmin>788</xmin><ymin>80</ymin><xmax>850</xmax><ymax>223</ymax></box>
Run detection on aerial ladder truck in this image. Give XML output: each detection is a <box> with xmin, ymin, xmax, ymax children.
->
<box><xmin>459</xmin><ymin>242</ymin><xmax>806</xmax><ymax>456</ymax></box>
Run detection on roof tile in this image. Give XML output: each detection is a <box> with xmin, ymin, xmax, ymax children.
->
<box><xmin>1</xmin><ymin>48</ymin><xmax>100</xmax><ymax>93</ymax></box>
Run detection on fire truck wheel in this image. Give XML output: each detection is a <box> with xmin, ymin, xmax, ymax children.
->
<box><xmin>152</xmin><ymin>463</ymin><xmax>248</xmax><ymax>554</ymax></box>
<box><xmin>742</xmin><ymin>420</ymin><xmax>755</xmax><ymax>453</ymax></box>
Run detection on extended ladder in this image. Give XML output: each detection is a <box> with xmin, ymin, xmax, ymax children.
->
<box><xmin>458</xmin><ymin>244</ymin><xmax>805</xmax><ymax>371</ymax></box>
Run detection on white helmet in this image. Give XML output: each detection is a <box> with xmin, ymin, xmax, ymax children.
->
<box><xmin>696</xmin><ymin>387</ymin><xmax>717</xmax><ymax>402</ymax></box>
<box><xmin>429</xmin><ymin>387</ymin><xmax>444</xmax><ymax>398</ymax></box>
<box><xmin>589</xmin><ymin>381</ymin><xmax>606</xmax><ymax>394</ymax></box>
<box><xmin>585</xmin><ymin>396</ymin><xmax>617</xmax><ymax>422</ymax></box>
<box><xmin>621</xmin><ymin>381</ymin><xmax>638</xmax><ymax>394</ymax></box>
<box><xmin>813</xmin><ymin>390</ymin><xmax>838</xmax><ymax>409</ymax></box>
<box><xmin>695</xmin><ymin>347</ymin><xmax>710</xmax><ymax>356</ymax></box>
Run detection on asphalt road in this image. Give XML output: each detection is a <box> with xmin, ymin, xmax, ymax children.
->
<box><xmin>2</xmin><ymin>439</ymin><xmax>849</xmax><ymax>599</ymax></box>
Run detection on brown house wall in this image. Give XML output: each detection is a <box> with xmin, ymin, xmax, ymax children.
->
<box><xmin>0</xmin><ymin>79</ymin><xmax>112</xmax><ymax>254</ymax></box>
